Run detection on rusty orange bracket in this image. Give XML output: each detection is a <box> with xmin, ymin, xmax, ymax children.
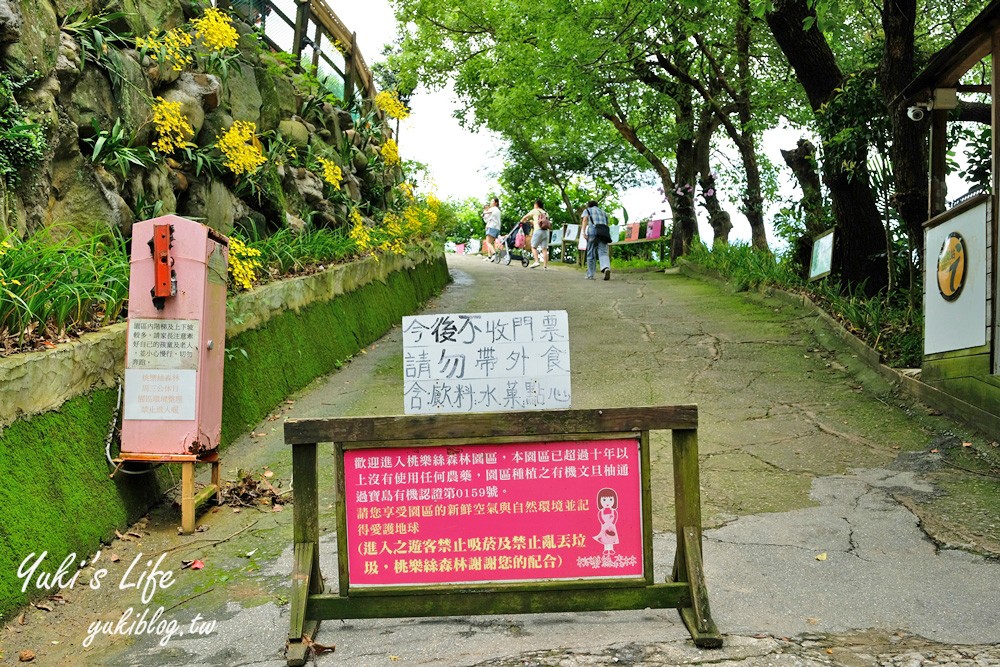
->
<box><xmin>152</xmin><ymin>223</ymin><xmax>173</xmax><ymax>298</ymax></box>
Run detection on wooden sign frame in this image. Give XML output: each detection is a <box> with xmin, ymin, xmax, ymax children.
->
<box><xmin>283</xmin><ymin>406</ymin><xmax>721</xmax><ymax>665</ymax></box>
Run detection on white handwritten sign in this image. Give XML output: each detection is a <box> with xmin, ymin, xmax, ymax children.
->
<box><xmin>402</xmin><ymin>310</ymin><xmax>571</xmax><ymax>414</ymax></box>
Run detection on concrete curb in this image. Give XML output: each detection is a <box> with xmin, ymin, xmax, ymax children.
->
<box><xmin>0</xmin><ymin>245</ymin><xmax>443</xmax><ymax>429</ymax></box>
<box><xmin>676</xmin><ymin>259</ymin><xmax>1000</xmax><ymax>438</ymax></box>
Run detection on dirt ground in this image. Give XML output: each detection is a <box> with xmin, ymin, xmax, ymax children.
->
<box><xmin>2</xmin><ymin>253</ymin><xmax>998</xmax><ymax>666</ymax></box>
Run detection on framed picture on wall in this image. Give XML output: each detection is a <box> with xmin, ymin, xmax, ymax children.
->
<box><xmin>809</xmin><ymin>229</ymin><xmax>834</xmax><ymax>281</ymax></box>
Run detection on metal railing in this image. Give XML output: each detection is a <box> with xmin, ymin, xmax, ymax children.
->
<box><xmin>219</xmin><ymin>0</ymin><xmax>377</xmax><ymax>109</ymax></box>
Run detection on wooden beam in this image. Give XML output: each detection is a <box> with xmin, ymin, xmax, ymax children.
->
<box><xmin>306</xmin><ymin>583</ymin><xmax>690</xmax><ymax>619</ymax></box>
<box><xmin>285</xmin><ymin>406</ymin><xmax>699</xmax><ymax>444</ymax></box>
<box><xmin>929</xmin><ymin>108</ymin><xmax>949</xmax><ymax>217</ymax></box>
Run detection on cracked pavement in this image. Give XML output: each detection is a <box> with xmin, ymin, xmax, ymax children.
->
<box><xmin>3</xmin><ymin>254</ymin><xmax>998</xmax><ymax>666</ymax></box>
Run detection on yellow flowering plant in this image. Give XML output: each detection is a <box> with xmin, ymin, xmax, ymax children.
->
<box><xmin>135</xmin><ymin>27</ymin><xmax>193</xmax><ymax>72</ymax></box>
<box><xmin>317</xmin><ymin>156</ymin><xmax>343</xmax><ymax>189</ymax></box>
<box><xmin>150</xmin><ymin>97</ymin><xmax>194</xmax><ymax>154</ymax></box>
<box><xmin>227</xmin><ymin>236</ymin><xmax>262</xmax><ymax>291</ymax></box>
<box><xmin>380</xmin><ymin>138</ymin><xmax>400</xmax><ymax>167</ymax></box>
<box><xmin>374</xmin><ymin>90</ymin><xmax>410</xmax><ymax>120</ymax></box>
<box><xmin>349</xmin><ymin>208</ymin><xmax>374</xmax><ymax>257</ymax></box>
<box><xmin>217</xmin><ymin>121</ymin><xmax>267</xmax><ymax>175</ymax></box>
<box><xmin>191</xmin><ymin>8</ymin><xmax>239</xmax><ymax>51</ymax></box>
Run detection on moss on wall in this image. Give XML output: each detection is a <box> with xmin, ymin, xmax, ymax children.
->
<box><xmin>0</xmin><ymin>254</ymin><xmax>449</xmax><ymax>621</ymax></box>
<box><xmin>221</xmin><ymin>257</ymin><xmax>450</xmax><ymax>442</ymax></box>
<box><xmin>0</xmin><ymin>390</ymin><xmax>167</xmax><ymax>622</ymax></box>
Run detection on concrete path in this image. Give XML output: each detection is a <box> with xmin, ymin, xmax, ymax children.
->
<box><xmin>3</xmin><ymin>254</ymin><xmax>999</xmax><ymax>666</ymax></box>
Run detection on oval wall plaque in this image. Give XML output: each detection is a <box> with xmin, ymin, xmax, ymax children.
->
<box><xmin>936</xmin><ymin>232</ymin><xmax>967</xmax><ymax>302</ymax></box>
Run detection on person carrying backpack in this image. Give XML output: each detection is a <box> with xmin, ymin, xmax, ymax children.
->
<box><xmin>520</xmin><ymin>199</ymin><xmax>551</xmax><ymax>270</ymax></box>
<box><xmin>582</xmin><ymin>200</ymin><xmax>612</xmax><ymax>280</ymax></box>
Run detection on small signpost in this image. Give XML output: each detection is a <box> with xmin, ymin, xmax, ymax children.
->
<box><xmin>284</xmin><ymin>406</ymin><xmax>722</xmax><ymax>665</ymax></box>
<box><xmin>809</xmin><ymin>228</ymin><xmax>834</xmax><ymax>281</ymax></box>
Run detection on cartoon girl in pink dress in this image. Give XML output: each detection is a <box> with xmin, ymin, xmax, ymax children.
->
<box><xmin>593</xmin><ymin>487</ymin><xmax>619</xmax><ymax>553</ymax></box>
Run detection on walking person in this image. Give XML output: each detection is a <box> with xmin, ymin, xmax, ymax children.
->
<box><xmin>520</xmin><ymin>199</ymin><xmax>551</xmax><ymax>270</ymax></box>
<box><xmin>582</xmin><ymin>200</ymin><xmax>612</xmax><ymax>280</ymax></box>
<box><xmin>482</xmin><ymin>197</ymin><xmax>501</xmax><ymax>260</ymax></box>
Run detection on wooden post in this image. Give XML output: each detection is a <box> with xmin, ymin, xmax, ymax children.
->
<box><xmin>343</xmin><ymin>32</ymin><xmax>357</xmax><ymax>108</ymax></box>
<box><xmin>929</xmin><ymin>108</ymin><xmax>948</xmax><ymax>217</ymax></box>
<box><xmin>671</xmin><ymin>428</ymin><xmax>721</xmax><ymax>648</ymax></box>
<box><xmin>991</xmin><ymin>30</ymin><xmax>1000</xmax><ymax>375</ymax></box>
<box><xmin>291</xmin><ymin>0</ymin><xmax>310</xmax><ymax>62</ymax></box>
<box><xmin>211</xmin><ymin>459</ymin><xmax>222</xmax><ymax>503</ymax></box>
<box><xmin>181</xmin><ymin>462</ymin><xmax>195</xmax><ymax>535</ymax></box>
<box><xmin>311</xmin><ymin>23</ymin><xmax>322</xmax><ymax>70</ymax></box>
<box><xmin>288</xmin><ymin>442</ymin><xmax>323</xmax><ymax>666</ymax></box>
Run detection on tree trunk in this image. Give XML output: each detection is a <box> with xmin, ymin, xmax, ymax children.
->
<box><xmin>694</xmin><ymin>109</ymin><xmax>732</xmax><ymax>245</ymax></box>
<box><xmin>781</xmin><ymin>138</ymin><xmax>828</xmax><ymax>275</ymax></box>
<box><xmin>780</xmin><ymin>138</ymin><xmax>827</xmax><ymax>235</ymax></box>
<box><xmin>734</xmin><ymin>0</ymin><xmax>769</xmax><ymax>252</ymax></box>
<box><xmin>879</xmin><ymin>0</ymin><xmax>927</xmax><ymax>260</ymax></box>
<box><xmin>671</xmin><ymin>86</ymin><xmax>699</xmax><ymax>260</ymax></box>
<box><xmin>766</xmin><ymin>0</ymin><xmax>888</xmax><ymax>294</ymax></box>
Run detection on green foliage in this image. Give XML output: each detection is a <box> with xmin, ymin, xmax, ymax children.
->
<box><xmin>246</xmin><ymin>227</ymin><xmax>356</xmax><ymax>277</ymax></box>
<box><xmin>0</xmin><ymin>229</ymin><xmax>129</xmax><ymax>345</ymax></box>
<box><xmin>84</xmin><ymin>118</ymin><xmax>156</xmax><ymax>180</ymax></box>
<box><xmin>439</xmin><ymin>198</ymin><xmax>485</xmax><ymax>244</ymax></box>
<box><xmin>0</xmin><ymin>73</ymin><xmax>46</xmax><ymax>189</ymax></box>
<box><xmin>60</xmin><ymin>9</ymin><xmax>133</xmax><ymax>69</ymax></box>
<box><xmin>810</xmin><ymin>281</ymin><xmax>923</xmax><ymax>368</ymax></box>
<box><xmin>686</xmin><ymin>241</ymin><xmax>802</xmax><ymax>291</ymax></box>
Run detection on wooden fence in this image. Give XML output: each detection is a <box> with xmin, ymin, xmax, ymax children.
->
<box><xmin>218</xmin><ymin>0</ymin><xmax>377</xmax><ymax>108</ymax></box>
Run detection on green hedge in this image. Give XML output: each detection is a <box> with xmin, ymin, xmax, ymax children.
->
<box><xmin>0</xmin><ymin>255</ymin><xmax>449</xmax><ymax>621</ymax></box>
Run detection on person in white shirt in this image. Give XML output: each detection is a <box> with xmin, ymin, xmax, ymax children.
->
<box><xmin>481</xmin><ymin>198</ymin><xmax>501</xmax><ymax>260</ymax></box>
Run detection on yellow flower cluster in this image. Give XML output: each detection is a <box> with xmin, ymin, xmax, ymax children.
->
<box><xmin>192</xmin><ymin>8</ymin><xmax>239</xmax><ymax>51</ymax></box>
<box><xmin>151</xmin><ymin>98</ymin><xmax>193</xmax><ymax>154</ymax></box>
<box><xmin>0</xmin><ymin>239</ymin><xmax>21</xmax><ymax>288</ymax></box>
<box><xmin>317</xmin><ymin>157</ymin><xmax>343</xmax><ymax>189</ymax></box>
<box><xmin>217</xmin><ymin>121</ymin><xmax>266</xmax><ymax>175</ymax></box>
<box><xmin>227</xmin><ymin>237</ymin><xmax>262</xmax><ymax>291</ymax></box>
<box><xmin>379</xmin><ymin>211</ymin><xmax>406</xmax><ymax>255</ymax></box>
<box><xmin>136</xmin><ymin>28</ymin><xmax>193</xmax><ymax>71</ymax></box>
<box><xmin>349</xmin><ymin>209</ymin><xmax>373</xmax><ymax>255</ymax></box>
<box><xmin>375</xmin><ymin>90</ymin><xmax>410</xmax><ymax>120</ymax></box>
<box><xmin>380</xmin><ymin>138</ymin><xmax>400</xmax><ymax>167</ymax></box>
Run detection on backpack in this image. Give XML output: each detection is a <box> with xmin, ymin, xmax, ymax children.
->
<box><xmin>538</xmin><ymin>211</ymin><xmax>551</xmax><ymax>230</ymax></box>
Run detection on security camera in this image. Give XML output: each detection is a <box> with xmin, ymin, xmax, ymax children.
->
<box><xmin>907</xmin><ymin>105</ymin><xmax>926</xmax><ymax>122</ymax></box>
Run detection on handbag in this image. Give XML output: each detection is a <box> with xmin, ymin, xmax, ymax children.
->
<box><xmin>595</xmin><ymin>224</ymin><xmax>612</xmax><ymax>244</ymax></box>
<box><xmin>514</xmin><ymin>229</ymin><xmax>525</xmax><ymax>248</ymax></box>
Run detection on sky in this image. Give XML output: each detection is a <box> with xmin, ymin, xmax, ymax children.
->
<box><xmin>331</xmin><ymin>0</ymin><xmax>795</xmax><ymax>244</ymax></box>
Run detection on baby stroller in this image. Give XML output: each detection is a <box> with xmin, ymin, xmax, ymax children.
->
<box><xmin>494</xmin><ymin>222</ymin><xmax>532</xmax><ymax>267</ymax></box>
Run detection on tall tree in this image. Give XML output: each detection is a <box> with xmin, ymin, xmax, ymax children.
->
<box><xmin>765</xmin><ymin>0</ymin><xmax>889</xmax><ymax>292</ymax></box>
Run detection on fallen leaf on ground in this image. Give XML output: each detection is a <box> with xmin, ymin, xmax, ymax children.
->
<box><xmin>806</xmin><ymin>617</ymin><xmax>819</xmax><ymax>624</ymax></box>
<box><xmin>962</xmin><ymin>442</ymin><xmax>972</xmax><ymax>447</ymax></box>
<box><xmin>127</xmin><ymin>531</ymin><xmax>143</xmax><ymax>539</ymax></box>
<box><xmin>826</xmin><ymin>649</ymin><xmax>834</xmax><ymax>655</ymax></box>
<box><xmin>263</xmin><ymin>470</ymin><xmax>274</xmax><ymax>478</ymax></box>
<box><xmin>304</xmin><ymin>637</ymin><xmax>335</xmax><ymax>655</ymax></box>
<box><xmin>233</xmin><ymin>508</ymin><xmax>242</xmax><ymax>514</ymax></box>
<box><xmin>196</xmin><ymin>525</ymin><xmax>209</xmax><ymax>532</ymax></box>
<box><xmin>18</xmin><ymin>649</ymin><xmax>35</xmax><ymax>662</ymax></box>
<box><xmin>110</xmin><ymin>553</ymin><xmax>121</xmax><ymax>563</ymax></box>
<box><xmin>190</xmin><ymin>560</ymin><xmax>205</xmax><ymax>570</ymax></box>
<box><xmin>285</xmin><ymin>400</ymin><xmax>295</xmax><ymax>405</ymax></box>
<box><xmin>17</xmin><ymin>612</ymin><xmax>26</xmax><ymax>625</ymax></box>
<box><xmin>273</xmin><ymin>504</ymin><xmax>285</xmax><ymax>513</ymax></box>
<box><xmin>115</xmin><ymin>530</ymin><xmax>129</xmax><ymax>541</ymax></box>
<box><xmin>32</xmin><ymin>603</ymin><xmax>52</xmax><ymax>612</ymax></box>
<box><xmin>815</xmin><ymin>552</ymin><xmax>827</xmax><ymax>561</ymax></box>
<box><xmin>251</xmin><ymin>432</ymin><xmax>266</xmax><ymax>438</ymax></box>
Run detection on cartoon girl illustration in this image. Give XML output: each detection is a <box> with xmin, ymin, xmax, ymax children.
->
<box><xmin>593</xmin><ymin>487</ymin><xmax>619</xmax><ymax>553</ymax></box>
